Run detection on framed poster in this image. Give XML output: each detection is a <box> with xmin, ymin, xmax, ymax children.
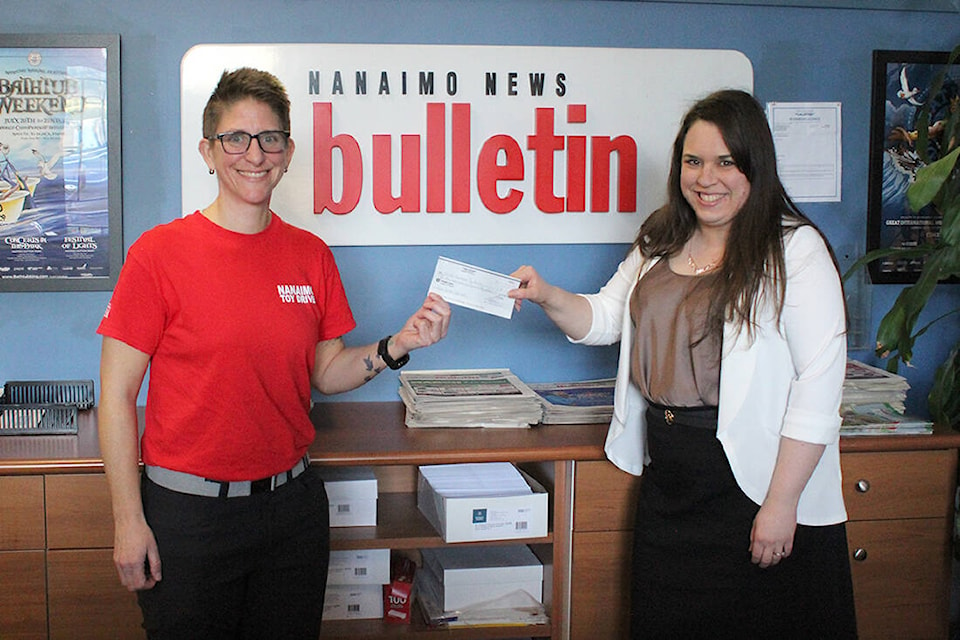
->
<box><xmin>0</xmin><ymin>34</ymin><xmax>121</xmax><ymax>292</ymax></box>
<box><xmin>866</xmin><ymin>49</ymin><xmax>958</xmax><ymax>284</ymax></box>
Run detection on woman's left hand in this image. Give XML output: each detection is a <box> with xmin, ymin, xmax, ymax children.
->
<box><xmin>749</xmin><ymin>500</ymin><xmax>797</xmax><ymax>568</ymax></box>
<box><xmin>391</xmin><ymin>293</ymin><xmax>452</xmax><ymax>355</ymax></box>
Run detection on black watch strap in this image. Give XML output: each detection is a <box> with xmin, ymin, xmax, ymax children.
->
<box><xmin>378</xmin><ymin>335</ymin><xmax>409</xmax><ymax>370</ymax></box>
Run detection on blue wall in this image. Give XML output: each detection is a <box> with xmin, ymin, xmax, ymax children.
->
<box><xmin>1</xmin><ymin>1</ymin><xmax>958</xmax><ymax>416</ymax></box>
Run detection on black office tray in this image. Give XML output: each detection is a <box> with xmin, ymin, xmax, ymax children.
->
<box><xmin>0</xmin><ymin>379</ymin><xmax>93</xmax><ymax>435</ymax></box>
<box><xmin>0</xmin><ymin>404</ymin><xmax>78</xmax><ymax>435</ymax></box>
<box><xmin>2</xmin><ymin>379</ymin><xmax>95</xmax><ymax>410</ymax></box>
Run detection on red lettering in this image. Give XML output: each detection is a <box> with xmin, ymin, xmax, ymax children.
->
<box><xmin>566</xmin><ymin>105</ymin><xmax>587</xmax><ymax>212</ymax></box>
<box><xmin>451</xmin><ymin>103</ymin><xmax>471</xmax><ymax>213</ymax></box>
<box><xmin>313</xmin><ymin>102</ymin><xmax>362</xmax><ymax>214</ymax></box>
<box><xmin>311</xmin><ymin>102</ymin><xmax>638</xmax><ymax>216</ymax></box>
<box><xmin>426</xmin><ymin>103</ymin><xmax>444</xmax><ymax>212</ymax></box>
<box><xmin>527</xmin><ymin>108</ymin><xmax>564</xmax><ymax>214</ymax></box>
<box><xmin>591</xmin><ymin>136</ymin><xmax>638</xmax><ymax>213</ymax></box>
<box><xmin>477</xmin><ymin>134</ymin><xmax>524</xmax><ymax>213</ymax></box>
<box><xmin>372</xmin><ymin>134</ymin><xmax>420</xmax><ymax>213</ymax></box>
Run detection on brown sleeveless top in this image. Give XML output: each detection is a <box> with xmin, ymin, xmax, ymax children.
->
<box><xmin>629</xmin><ymin>259</ymin><xmax>722</xmax><ymax>407</ymax></box>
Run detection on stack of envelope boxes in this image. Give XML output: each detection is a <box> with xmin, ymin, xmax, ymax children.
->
<box><xmin>320</xmin><ymin>467</ymin><xmax>387</xmax><ymax>620</ymax></box>
<box><xmin>415</xmin><ymin>462</ymin><xmax>549</xmax><ymax>622</ymax></box>
<box><xmin>418</xmin><ymin>545</ymin><xmax>544</xmax><ymax>614</ymax></box>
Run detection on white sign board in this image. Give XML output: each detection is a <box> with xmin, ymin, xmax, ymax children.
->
<box><xmin>181</xmin><ymin>44</ymin><xmax>752</xmax><ymax>245</ymax></box>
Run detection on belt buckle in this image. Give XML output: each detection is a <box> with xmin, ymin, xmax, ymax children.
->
<box><xmin>664</xmin><ymin>409</ymin><xmax>675</xmax><ymax>425</ymax></box>
<box><xmin>250</xmin><ymin>477</ymin><xmax>273</xmax><ymax>494</ymax></box>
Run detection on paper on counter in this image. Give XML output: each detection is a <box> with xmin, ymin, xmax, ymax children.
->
<box><xmin>428</xmin><ymin>256</ymin><xmax>520</xmax><ymax>319</ymax></box>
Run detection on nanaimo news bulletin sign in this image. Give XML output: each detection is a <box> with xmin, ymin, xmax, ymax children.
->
<box><xmin>181</xmin><ymin>44</ymin><xmax>752</xmax><ymax>246</ymax></box>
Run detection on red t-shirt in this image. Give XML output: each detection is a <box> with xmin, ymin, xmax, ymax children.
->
<box><xmin>97</xmin><ymin>212</ymin><xmax>356</xmax><ymax>480</ymax></box>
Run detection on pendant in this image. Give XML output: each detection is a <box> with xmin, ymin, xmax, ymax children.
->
<box><xmin>687</xmin><ymin>252</ymin><xmax>716</xmax><ymax>275</ymax></box>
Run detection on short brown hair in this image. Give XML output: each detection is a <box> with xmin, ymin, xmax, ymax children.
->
<box><xmin>202</xmin><ymin>67</ymin><xmax>291</xmax><ymax>139</ymax></box>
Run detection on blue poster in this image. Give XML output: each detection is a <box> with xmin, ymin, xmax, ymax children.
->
<box><xmin>0</xmin><ymin>42</ymin><xmax>116</xmax><ymax>288</ymax></box>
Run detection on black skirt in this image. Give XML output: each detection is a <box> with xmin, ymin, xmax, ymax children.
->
<box><xmin>630</xmin><ymin>404</ymin><xmax>858</xmax><ymax>640</ymax></box>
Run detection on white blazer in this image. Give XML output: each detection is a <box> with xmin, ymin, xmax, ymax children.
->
<box><xmin>572</xmin><ymin>225</ymin><xmax>848</xmax><ymax>525</ymax></box>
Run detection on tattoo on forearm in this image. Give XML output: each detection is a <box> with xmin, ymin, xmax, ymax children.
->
<box><xmin>362</xmin><ymin>353</ymin><xmax>385</xmax><ymax>382</ymax></box>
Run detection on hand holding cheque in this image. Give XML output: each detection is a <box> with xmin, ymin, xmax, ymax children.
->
<box><xmin>426</xmin><ymin>258</ymin><xmax>590</xmax><ymax>339</ymax></box>
<box><xmin>428</xmin><ymin>256</ymin><xmax>520</xmax><ymax>320</ymax></box>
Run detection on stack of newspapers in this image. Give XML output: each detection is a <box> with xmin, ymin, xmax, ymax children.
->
<box><xmin>529</xmin><ymin>378</ymin><xmax>615</xmax><ymax>425</ymax></box>
<box><xmin>398</xmin><ymin>369</ymin><xmax>543</xmax><ymax>428</ymax></box>
<box><xmin>841</xmin><ymin>359</ymin><xmax>910</xmax><ymax>413</ymax></box>
<box><xmin>840</xmin><ymin>360</ymin><xmax>932</xmax><ymax>436</ymax></box>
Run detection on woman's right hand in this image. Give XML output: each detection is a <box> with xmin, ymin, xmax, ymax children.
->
<box><xmin>113</xmin><ymin>515</ymin><xmax>161</xmax><ymax>591</ymax></box>
<box><xmin>508</xmin><ymin>265</ymin><xmax>593</xmax><ymax>341</ymax></box>
<box><xmin>508</xmin><ymin>265</ymin><xmax>554</xmax><ymax>311</ymax></box>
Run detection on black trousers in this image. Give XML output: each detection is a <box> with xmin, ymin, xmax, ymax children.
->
<box><xmin>137</xmin><ymin>466</ymin><xmax>330</xmax><ymax>640</ymax></box>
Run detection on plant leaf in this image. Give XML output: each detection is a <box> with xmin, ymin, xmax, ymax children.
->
<box><xmin>841</xmin><ymin>245</ymin><xmax>934</xmax><ymax>282</ymax></box>
<box><xmin>929</xmin><ymin>341</ymin><xmax>960</xmax><ymax>427</ymax></box>
<box><xmin>907</xmin><ymin>147</ymin><xmax>960</xmax><ymax>212</ymax></box>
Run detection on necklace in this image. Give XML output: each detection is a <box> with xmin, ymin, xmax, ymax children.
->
<box><xmin>687</xmin><ymin>251</ymin><xmax>718</xmax><ymax>275</ymax></box>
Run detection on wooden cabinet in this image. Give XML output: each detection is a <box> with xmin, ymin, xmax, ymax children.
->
<box><xmin>44</xmin><ymin>474</ymin><xmax>143</xmax><ymax>639</ymax></box>
<box><xmin>0</xmin><ymin>550</ymin><xmax>47</xmax><ymax>640</ymax></box>
<box><xmin>0</xmin><ymin>475</ymin><xmax>45</xmax><ymax>549</ymax></box>
<box><xmin>570</xmin><ymin>460</ymin><xmax>639</xmax><ymax>640</ymax></box>
<box><xmin>843</xmin><ymin>449</ymin><xmax>955</xmax><ymax>640</ymax></box>
<box><xmin>568</xmin><ymin>430</ymin><xmax>960</xmax><ymax>640</ymax></box>
<box><xmin>320</xmin><ymin>463</ymin><xmax>565</xmax><ymax>639</ymax></box>
<box><xmin>0</xmin><ymin>473</ymin><xmax>143</xmax><ymax>640</ymax></box>
<box><xmin>307</xmin><ymin>402</ymin><xmax>598</xmax><ymax>640</ymax></box>
<box><xmin>0</xmin><ymin>404</ymin><xmax>607</xmax><ymax>640</ymax></box>
<box><xmin>0</xmin><ymin>475</ymin><xmax>47</xmax><ymax>640</ymax></box>
<box><xmin>47</xmin><ymin>548</ymin><xmax>143</xmax><ymax>640</ymax></box>
<box><xmin>2</xmin><ymin>405</ymin><xmax>955</xmax><ymax>640</ymax></box>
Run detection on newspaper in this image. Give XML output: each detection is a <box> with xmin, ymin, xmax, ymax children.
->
<box><xmin>398</xmin><ymin>369</ymin><xmax>543</xmax><ymax>428</ymax></box>
<box><xmin>842</xmin><ymin>359</ymin><xmax>909</xmax><ymax>413</ymax></box>
<box><xmin>529</xmin><ymin>378</ymin><xmax>615</xmax><ymax>424</ymax></box>
<box><xmin>841</xmin><ymin>402</ymin><xmax>933</xmax><ymax>436</ymax></box>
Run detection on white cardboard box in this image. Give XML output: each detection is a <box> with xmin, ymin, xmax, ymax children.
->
<box><xmin>417</xmin><ymin>466</ymin><xmax>548</xmax><ymax>542</ymax></box>
<box><xmin>322</xmin><ymin>584</ymin><xmax>384</xmax><ymax>620</ymax></box>
<box><xmin>327</xmin><ymin>548</ymin><xmax>391</xmax><ymax>585</ymax></box>
<box><xmin>319</xmin><ymin>466</ymin><xmax>378</xmax><ymax>527</ymax></box>
<box><xmin>419</xmin><ymin>545</ymin><xmax>543</xmax><ymax>611</ymax></box>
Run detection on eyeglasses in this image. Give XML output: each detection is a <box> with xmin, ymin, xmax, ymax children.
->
<box><xmin>210</xmin><ymin>130</ymin><xmax>290</xmax><ymax>154</ymax></box>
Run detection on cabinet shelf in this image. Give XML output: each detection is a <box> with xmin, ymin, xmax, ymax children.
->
<box><xmin>321</xmin><ymin>606</ymin><xmax>551</xmax><ymax>639</ymax></box>
<box><xmin>330</xmin><ymin>492</ymin><xmax>554</xmax><ymax>550</ymax></box>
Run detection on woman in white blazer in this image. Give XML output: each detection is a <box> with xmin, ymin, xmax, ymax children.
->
<box><xmin>509</xmin><ymin>90</ymin><xmax>856</xmax><ymax>639</ymax></box>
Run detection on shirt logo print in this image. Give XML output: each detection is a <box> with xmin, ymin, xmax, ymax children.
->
<box><xmin>277</xmin><ymin>284</ymin><xmax>316</xmax><ymax>304</ymax></box>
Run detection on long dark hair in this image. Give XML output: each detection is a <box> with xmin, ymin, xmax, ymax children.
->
<box><xmin>635</xmin><ymin>89</ymin><xmax>821</xmax><ymax>337</ymax></box>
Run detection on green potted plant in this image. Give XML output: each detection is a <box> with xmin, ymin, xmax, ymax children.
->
<box><xmin>844</xmin><ymin>43</ymin><xmax>960</xmax><ymax>428</ymax></box>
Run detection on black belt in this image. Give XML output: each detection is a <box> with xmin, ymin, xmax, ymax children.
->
<box><xmin>647</xmin><ymin>402</ymin><xmax>718</xmax><ymax>429</ymax></box>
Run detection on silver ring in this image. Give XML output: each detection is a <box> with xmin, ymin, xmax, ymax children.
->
<box><xmin>772</xmin><ymin>551</ymin><xmax>783</xmax><ymax>558</ymax></box>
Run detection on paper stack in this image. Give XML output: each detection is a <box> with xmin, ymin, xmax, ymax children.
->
<box><xmin>418</xmin><ymin>462</ymin><xmax>535</xmax><ymax>499</ymax></box>
<box><xmin>529</xmin><ymin>378</ymin><xmax>615</xmax><ymax>424</ymax></box>
<box><xmin>841</xmin><ymin>402</ymin><xmax>934</xmax><ymax>436</ymax></box>
<box><xmin>416</xmin><ymin>545</ymin><xmax>547</xmax><ymax>628</ymax></box>
<box><xmin>417</xmin><ymin>462</ymin><xmax>549</xmax><ymax>542</ymax></box>
<box><xmin>842</xmin><ymin>359</ymin><xmax>910</xmax><ymax>413</ymax></box>
<box><xmin>841</xmin><ymin>360</ymin><xmax>932</xmax><ymax>436</ymax></box>
<box><xmin>398</xmin><ymin>369</ymin><xmax>543</xmax><ymax>428</ymax></box>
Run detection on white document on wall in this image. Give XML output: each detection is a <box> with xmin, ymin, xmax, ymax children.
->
<box><xmin>766</xmin><ymin>102</ymin><xmax>842</xmax><ymax>203</ymax></box>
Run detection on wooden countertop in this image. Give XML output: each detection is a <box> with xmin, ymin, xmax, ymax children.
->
<box><xmin>308</xmin><ymin>401</ymin><xmax>608</xmax><ymax>466</ymax></box>
<box><xmin>1</xmin><ymin>401</ymin><xmax>958</xmax><ymax>474</ymax></box>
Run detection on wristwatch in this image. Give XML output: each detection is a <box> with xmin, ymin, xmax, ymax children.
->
<box><xmin>378</xmin><ymin>335</ymin><xmax>409</xmax><ymax>370</ymax></box>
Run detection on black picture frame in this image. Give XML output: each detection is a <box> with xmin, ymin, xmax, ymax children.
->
<box><xmin>0</xmin><ymin>34</ymin><xmax>122</xmax><ymax>292</ymax></box>
<box><xmin>866</xmin><ymin>48</ymin><xmax>958</xmax><ymax>284</ymax></box>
